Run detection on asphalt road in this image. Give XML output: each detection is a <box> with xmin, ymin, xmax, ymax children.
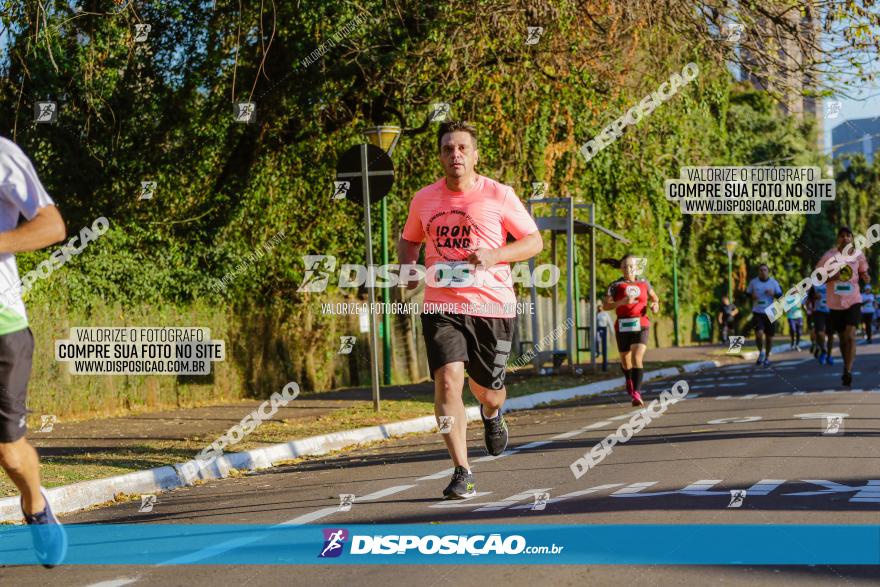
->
<box><xmin>3</xmin><ymin>344</ymin><xmax>880</xmax><ymax>586</ymax></box>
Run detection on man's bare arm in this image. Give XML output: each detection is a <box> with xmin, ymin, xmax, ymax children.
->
<box><xmin>468</xmin><ymin>231</ymin><xmax>543</xmax><ymax>268</ymax></box>
<box><xmin>398</xmin><ymin>237</ymin><xmax>422</xmax><ymax>265</ymax></box>
<box><xmin>0</xmin><ymin>205</ymin><xmax>66</xmax><ymax>254</ymax></box>
<box><xmin>398</xmin><ymin>237</ymin><xmax>423</xmax><ymax>289</ymax></box>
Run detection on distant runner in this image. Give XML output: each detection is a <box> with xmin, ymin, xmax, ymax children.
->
<box><xmin>810</xmin><ymin>283</ymin><xmax>833</xmax><ymax>364</ymax></box>
<box><xmin>717</xmin><ymin>295</ymin><xmax>738</xmax><ymax>344</ymax></box>
<box><xmin>602</xmin><ymin>255</ymin><xmax>661</xmax><ymax>407</ymax></box>
<box><xmin>861</xmin><ymin>285</ymin><xmax>875</xmax><ymax>343</ymax></box>
<box><xmin>816</xmin><ymin>226</ymin><xmax>870</xmax><ymax>387</ymax></box>
<box><xmin>785</xmin><ymin>293</ymin><xmax>805</xmax><ymax>351</ymax></box>
<box><xmin>746</xmin><ymin>264</ymin><xmax>783</xmax><ymax>366</ymax></box>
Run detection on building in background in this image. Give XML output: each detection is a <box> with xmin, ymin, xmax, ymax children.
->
<box><xmin>739</xmin><ymin>5</ymin><xmax>825</xmax><ymax>151</ymax></box>
<box><xmin>830</xmin><ymin>117</ymin><xmax>880</xmax><ymax>164</ymax></box>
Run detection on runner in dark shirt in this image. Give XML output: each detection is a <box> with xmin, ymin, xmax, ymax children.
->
<box><xmin>717</xmin><ymin>295</ymin><xmax>739</xmax><ymax>343</ymax></box>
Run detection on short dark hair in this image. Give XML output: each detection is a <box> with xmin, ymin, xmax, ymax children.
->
<box><xmin>437</xmin><ymin>120</ymin><xmax>478</xmax><ymax>152</ymax></box>
<box><xmin>838</xmin><ymin>225</ymin><xmax>853</xmax><ymax>237</ymax></box>
<box><xmin>758</xmin><ymin>263</ymin><xmax>770</xmax><ymax>271</ymax></box>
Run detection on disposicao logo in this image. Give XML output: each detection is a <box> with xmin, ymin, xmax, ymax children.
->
<box><xmin>319</xmin><ymin>528</ymin><xmax>349</xmax><ymax>558</ymax></box>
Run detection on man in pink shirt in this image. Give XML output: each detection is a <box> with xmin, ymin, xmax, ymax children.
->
<box><xmin>398</xmin><ymin>120</ymin><xmax>543</xmax><ymax>499</ymax></box>
<box><xmin>816</xmin><ymin>226</ymin><xmax>870</xmax><ymax>387</ymax></box>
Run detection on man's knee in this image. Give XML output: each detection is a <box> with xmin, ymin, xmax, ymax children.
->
<box><xmin>0</xmin><ymin>442</ymin><xmax>25</xmax><ymax>472</ymax></box>
<box><xmin>435</xmin><ymin>364</ymin><xmax>464</xmax><ymax>399</ymax></box>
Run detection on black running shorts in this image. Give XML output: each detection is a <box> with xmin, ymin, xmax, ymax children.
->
<box><xmin>0</xmin><ymin>328</ymin><xmax>35</xmax><ymax>443</ymax></box>
<box><xmin>615</xmin><ymin>327</ymin><xmax>650</xmax><ymax>353</ymax></box>
<box><xmin>421</xmin><ymin>312</ymin><xmax>514</xmax><ymax>390</ymax></box>
<box><xmin>813</xmin><ymin>311</ymin><xmax>828</xmax><ymax>333</ymax></box>
<box><xmin>752</xmin><ymin>313</ymin><xmax>777</xmax><ymax>336</ymax></box>
<box><xmin>829</xmin><ymin>304</ymin><xmax>861</xmax><ymax>334</ymax></box>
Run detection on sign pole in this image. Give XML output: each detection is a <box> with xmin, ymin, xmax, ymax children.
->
<box><xmin>360</xmin><ymin>144</ymin><xmax>381</xmax><ymax>411</ymax></box>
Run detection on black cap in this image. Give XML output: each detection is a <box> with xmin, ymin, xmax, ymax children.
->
<box><xmin>838</xmin><ymin>226</ymin><xmax>853</xmax><ymax>236</ymax></box>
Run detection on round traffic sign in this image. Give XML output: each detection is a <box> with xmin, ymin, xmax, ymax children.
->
<box><xmin>335</xmin><ymin>143</ymin><xmax>395</xmax><ymax>205</ymax></box>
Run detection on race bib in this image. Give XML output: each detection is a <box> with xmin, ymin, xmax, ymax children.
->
<box><xmin>619</xmin><ymin>317</ymin><xmax>641</xmax><ymax>332</ymax></box>
<box><xmin>436</xmin><ymin>262</ymin><xmax>473</xmax><ymax>287</ymax></box>
<box><xmin>833</xmin><ymin>282</ymin><xmax>853</xmax><ymax>295</ymax></box>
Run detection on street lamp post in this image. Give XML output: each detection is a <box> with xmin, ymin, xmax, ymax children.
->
<box><xmin>725</xmin><ymin>241</ymin><xmax>737</xmax><ymax>300</ymax></box>
<box><xmin>667</xmin><ymin>223</ymin><xmax>679</xmax><ymax>347</ymax></box>
<box><xmin>363</xmin><ymin>126</ymin><xmax>402</xmax><ymax>387</ymax></box>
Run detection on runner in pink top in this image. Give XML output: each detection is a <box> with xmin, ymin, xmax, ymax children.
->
<box><xmin>398</xmin><ymin>120</ymin><xmax>543</xmax><ymax>499</ymax></box>
<box><xmin>815</xmin><ymin>226</ymin><xmax>870</xmax><ymax>387</ymax></box>
<box><xmin>401</xmin><ymin>173</ymin><xmax>538</xmax><ymax>318</ymax></box>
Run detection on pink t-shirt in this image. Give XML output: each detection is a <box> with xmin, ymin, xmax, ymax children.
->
<box><xmin>817</xmin><ymin>248</ymin><xmax>869</xmax><ymax>310</ymax></box>
<box><xmin>402</xmin><ymin>175</ymin><xmax>539</xmax><ymax>318</ymax></box>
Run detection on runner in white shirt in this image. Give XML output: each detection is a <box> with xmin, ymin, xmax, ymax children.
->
<box><xmin>745</xmin><ymin>264</ymin><xmax>783</xmax><ymax>366</ymax></box>
<box><xmin>0</xmin><ymin>137</ymin><xmax>68</xmax><ymax>567</ymax></box>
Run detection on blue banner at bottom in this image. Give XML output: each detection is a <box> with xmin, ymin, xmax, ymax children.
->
<box><xmin>0</xmin><ymin>524</ymin><xmax>877</xmax><ymax>565</ymax></box>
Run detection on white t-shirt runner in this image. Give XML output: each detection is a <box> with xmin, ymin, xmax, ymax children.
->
<box><xmin>746</xmin><ymin>276</ymin><xmax>783</xmax><ymax>316</ymax></box>
<box><xmin>0</xmin><ymin>137</ymin><xmax>55</xmax><ymax>335</ymax></box>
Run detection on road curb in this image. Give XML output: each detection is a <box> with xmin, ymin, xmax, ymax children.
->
<box><xmin>0</xmin><ymin>358</ymin><xmax>722</xmax><ymax>522</ymax></box>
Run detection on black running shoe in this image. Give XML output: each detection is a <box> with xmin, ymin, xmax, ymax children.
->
<box><xmin>842</xmin><ymin>370</ymin><xmax>852</xmax><ymax>387</ymax></box>
<box><xmin>481</xmin><ymin>406</ymin><xmax>509</xmax><ymax>456</ymax></box>
<box><xmin>23</xmin><ymin>487</ymin><xmax>67</xmax><ymax>568</ymax></box>
<box><xmin>443</xmin><ymin>466</ymin><xmax>475</xmax><ymax>499</ymax></box>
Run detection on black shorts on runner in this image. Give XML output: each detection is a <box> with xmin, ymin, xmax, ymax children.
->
<box><xmin>615</xmin><ymin>327</ymin><xmax>650</xmax><ymax>353</ymax></box>
<box><xmin>813</xmin><ymin>311</ymin><xmax>828</xmax><ymax>333</ymax></box>
<box><xmin>421</xmin><ymin>313</ymin><xmax>514</xmax><ymax>390</ymax></box>
<box><xmin>752</xmin><ymin>313</ymin><xmax>777</xmax><ymax>336</ymax></box>
<box><xmin>829</xmin><ymin>304</ymin><xmax>861</xmax><ymax>334</ymax></box>
<box><xmin>0</xmin><ymin>328</ymin><xmax>35</xmax><ymax>443</ymax></box>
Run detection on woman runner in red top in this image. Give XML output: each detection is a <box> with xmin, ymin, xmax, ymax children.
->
<box><xmin>601</xmin><ymin>254</ymin><xmax>661</xmax><ymax>406</ymax></box>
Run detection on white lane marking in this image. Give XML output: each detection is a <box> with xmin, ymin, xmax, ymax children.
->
<box><xmin>551</xmin><ymin>421</ymin><xmax>612</xmax><ymax>440</ymax></box>
<box><xmin>678</xmin><ymin>393</ymin><xmax>701</xmax><ymax>400</ymax></box>
<box><xmin>429</xmin><ymin>492</ymin><xmax>493</xmax><ymax>508</ymax></box>
<box><xmin>694</xmin><ymin>382</ymin><xmax>747</xmax><ymax>388</ymax></box>
<box><xmin>608</xmin><ymin>413</ymin><xmax>638</xmax><ymax>421</ymax></box>
<box><xmin>583</xmin><ymin>420</ymin><xmax>617</xmax><ymax>429</ymax></box>
<box><xmin>162</xmin><ymin>485</ymin><xmax>419</xmax><ymax>563</ymax></box>
<box><xmin>159</xmin><ymin>535</ymin><xmax>265</xmax><ymax>565</ymax></box>
<box><xmin>784</xmin><ymin>480</ymin><xmax>880</xmax><ymax>503</ymax></box>
<box><xmin>419</xmin><ymin>468</ymin><xmax>454</xmax><ymax>481</ymax></box>
<box><xmin>473</xmin><ymin>488</ymin><xmax>552</xmax><ymax>512</ymax></box>
<box><xmin>610</xmin><ymin>479</ymin><xmax>788</xmax><ymax>499</ymax></box>
<box><xmin>84</xmin><ymin>579</ymin><xmax>141</xmax><ymax>587</ymax></box>
<box><xmin>794</xmin><ymin>412</ymin><xmax>849</xmax><ymax>419</ymax></box>
<box><xmin>517</xmin><ymin>440</ymin><xmax>552</xmax><ymax>451</ymax></box>
<box><xmin>611</xmin><ymin>482</ymin><xmax>658</xmax><ymax>495</ymax></box>
<box><xmin>773</xmin><ymin>359</ymin><xmax>812</xmax><ymax>367</ymax></box>
<box><xmin>707</xmin><ymin>416</ymin><xmax>762</xmax><ymax>424</ymax></box>
<box><xmin>472</xmin><ymin>449</ymin><xmax>516</xmax><ymax>463</ymax></box>
<box><xmin>356</xmin><ymin>485</ymin><xmax>418</xmax><ymax>501</ymax></box>
<box><xmin>510</xmin><ymin>483</ymin><xmax>624</xmax><ymax>509</ymax></box>
<box><xmin>280</xmin><ymin>507</ymin><xmax>339</xmax><ymax>526</ymax></box>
